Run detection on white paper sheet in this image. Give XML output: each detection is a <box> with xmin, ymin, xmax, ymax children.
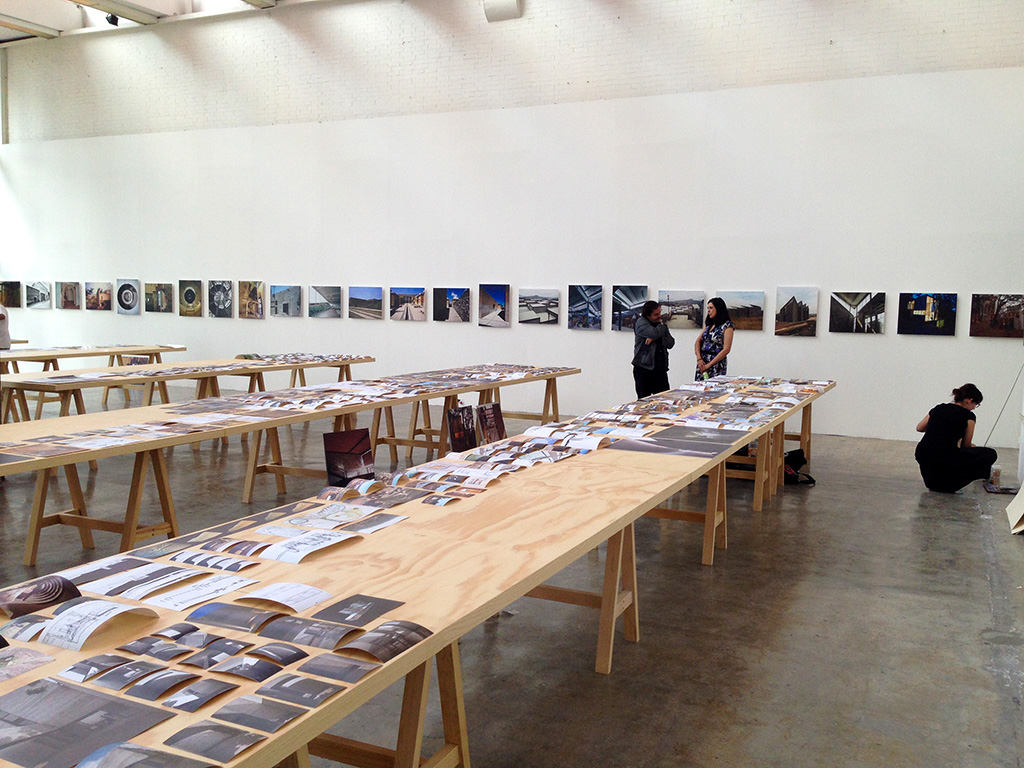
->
<box><xmin>143</xmin><ymin>574</ymin><xmax>258</xmax><ymax>611</ymax></box>
<box><xmin>238</xmin><ymin>583</ymin><xmax>331</xmax><ymax>612</ymax></box>
<box><xmin>38</xmin><ymin>601</ymin><xmax>158</xmax><ymax>651</ymax></box>
<box><xmin>261</xmin><ymin>531</ymin><xmax>359</xmax><ymax>564</ymax></box>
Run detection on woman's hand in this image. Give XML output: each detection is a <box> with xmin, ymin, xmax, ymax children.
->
<box><xmin>696</xmin><ymin>359</ymin><xmax>706</xmax><ymax>373</ymax></box>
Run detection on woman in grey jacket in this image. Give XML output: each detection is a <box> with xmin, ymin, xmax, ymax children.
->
<box><xmin>632</xmin><ymin>300</ymin><xmax>675</xmax><ymax>398</ymax></box>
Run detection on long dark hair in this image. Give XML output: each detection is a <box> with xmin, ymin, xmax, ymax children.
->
<box><xmin>705</xmin><ymin>297</ymin><xmax>730</xmax><ymax>326</ymax></box>
<box><xmin>952</xmin><ymin>383</ymin><xmax>983</xmax><ymax>404</ymax></box>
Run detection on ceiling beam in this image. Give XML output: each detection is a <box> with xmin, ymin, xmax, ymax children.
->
<box><xmin>74</xmin><ymin>1</ymin><xmax>166</xmax><ymax>25</ymax></box>
<box><xmin>0</xmin><ymin>12</ymin><xmax>60</xmax><ymax>37</ymax></box>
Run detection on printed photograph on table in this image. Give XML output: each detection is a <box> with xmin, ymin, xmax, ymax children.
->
<box><xmin>308</xmin><ymin>285</ymin><xmax>342</xmax><ymax>318</ymax></box>
<box><xmin>208</xmin><ymin>280</ymin><xmax>233</xmax><ymax>318</ymax></box>
<box><xmin>611</xmin><ymin>285</ymin><xmax>648</xmax><ymax>331</ymax></box>
<box><xmin>829</xmin><ymin>292</ymin><xmax>885</xmax><ymax>333</ymax></box>
<box><xmin>446</xmin><ymin>406</ymin><xmax>478</xmax><ymax>453</ymax></box>
<box><xmin>57</xmin><ymin>282</ymin><xmax>81</xmax><ymax>310</ymax></box>
<box><xmin>179</xmin><ymin>280</ymin><xmax>203</xmax><ymax>317</ymax></box>
<box><xmin>896</xmin><ymin>293</ymin><xmax>957</xmax><ymax>336</ymax></box>
<box><xmin>238</xmin><ymin>281</ymin><xmax>265</xmax><ymax>319</ymax></box>
<box><xmin>270</xmin><ymin>285</ymin><xmax>301</xmax><ymax>317</ymax></box>
<box><xmin>0</xmin><ymin>677</ymin><xmax>174</xmax><ymax>768</ymax></box>
<box><xmin>658</xmin><ymin>290</ymin><xmax>703</xmax><ymax>329</ymax></box>
<box><xmin>478</xmin><ymin>283</ymin><xmax>510</xmax><ymax>327</ymax></box>
<box><xmin>85</xmin><ymin>281</ymin><xmax>112</xmax><ymax>311</ymax></box>
<box><xmin>25</xmin><ymin>281</ymin><xmax>51</xmax><ymax>309</ymax></box>
<box><xmin>517</xmin><ymin>289</ymin><xmax>559</xmax><ymax>324</ymax></box>
<box><xmin>775</xmin><ymin>286</ymin><xmax>818</xmax><ymax>336</ymax></box>
<box><xmin>568</xmin><ymin>284</ymin><xmax>602</xmax><ymax>329</ymax></box>
<box><xmin>718</xmin><ymin>290</ymin><xmax>765</xmax><ymax>330</ymax></box>
<box><xmin>969</xmin><ymin>294</ymin><xmax>1024</xmax><ymax>338</ymax></box>
<box><xmin>0</xmin><ymin>282</ymin><xmax>20</xmax><ymax>307</ymax></box>
<box><xmin>116</xmin><ymin>278</ymin><xmax>141</xmax><ymax>315</ymax></box>
<box><xmin>0</xmin><ymin>647</ymin><xmax>53</xmax><ymax>683</ymax></box>
<box><xmin>145</xmin><ymin>283</ymin><xmax>174</xmax><ymax>313</ymax></box>
<box><xmin>390</xmin><ymin>287</ymin><xmax>427</xmax><ymax>321</ymax></box>
<box><xmin>323</xmin><ymin>428</ymin><xmax>375</xmax><ymax>487</ymax></box>
<box><xmin>349</xmin><ymin>286</ymin><xmax>383</xmax><ymax>320</ymax></box>
<box><xmin>433</xmin><ymin>287</ymin><xmax>470</xmax><ymax>322</ymax></box>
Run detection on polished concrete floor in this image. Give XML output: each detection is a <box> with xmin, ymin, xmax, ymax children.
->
<box><xmin>1</xmin><ymin>386</ymin><xmax>1021</xmax><ymax>767</ymax></box>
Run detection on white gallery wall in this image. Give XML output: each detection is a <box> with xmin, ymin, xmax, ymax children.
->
<box><xmin>1</xmin><ymin>67</ymin><xmax>1022</xmax><ymax>448</ymax></box>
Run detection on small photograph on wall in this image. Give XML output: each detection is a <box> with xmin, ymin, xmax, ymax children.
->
<box><xmin>309</xmin><ymin>286</ymin><xmax>342</xmax><ymax>318</ymax></box>
<box><xmin>433</xmin><ymin>288</ymin><xmax>470</xmax><ymax>322</ymax></box>
<box><xmin>611</xmin><ymin>285</ymin><xmax>648</xmax><ymax>331</ymax></box>
<box><xmin>479</xmin><ymin>284</ymin><xmax>510</xmax><ymax>328</ymax></box>
<box><xmin>25</xmin><ymin>282</ymin><xmax>52</xmax><ymax>309</ymax></box>
<box><xmin>518</xmin><ymin>289</ymin><xmax>559</xmax><ymax>325</ymax></box>
<box><xmin>116</xmin><ymin>279</ymin><xmax>141</xmax><ymax>315</ymax></box>
<box><xmin>775</xmin><ymin>287</ymin><xmax>818</xmax><ymax>336</ymax></box>
<box><xmin>145</xmin><ymin>283</ymin><xmax>174</xmax><ymax>314</ymax></box>
<box><xmin>658</xmin><ymin>290</ymin><xmax>703</xmax><ymax>329</ymax></box>
<box><xmin>829</xmin><ymin>292</ymin><xmax>885</xmax><ymax>334</ymax></box>
<box><xmin>179</xmin><ymin>281</ymin><xmax>203</xmax><ymax>317</ymax></box>
<box><xmin>718</xmin><ymin>291</ymin><xmax>765</xmax><ymax>331</ymax></box>
<box><xmin>238</xmin><ymin>281</ymin><xmax>265</xmax><ymax>319</ymax></box>
<box><xmin>85</xmin><ymin>282</ymin><xmax>112</xmax><ymax>311</ymax></box>
<box><xmin>390</xmin><ymin>287</ymin><xmax>427</xmax><ymax>321</ymax></box>
<box><xmin>270</xmin><ymin>285</ymin><xmax>302</xmax><ymax>318</ymax></box>
<box><xmin>969</xmin><ymin>294</ymin><xmax>1024</xmax><ymax>339</ymax></box>
<box><xmin>568</xmin><ymin>285</ymin><xmax>602</xmax><ymax>330</ymax></box>
<box><xmin>897</xmin><ymin>293</ymin><xmax>957</xmax><ymax>336</ymax></box>
<box><xmin>57</xmin><ymin>282</ymin><xmax>81</xmax><ymax>310</ymax></box>
<box><xmin>349</xmin><ymin>287</ymin><xmax>383</xmax><ymax>320</ymax></box>
<box><xmin>208</xmin><ymin>280</ymin><xmax>234</xmax><ymax>318</ymax></box>
<box><xmin>0</xmin><ymin>282</ymin><xmax>22</xmax><ymax>308</ymax></box>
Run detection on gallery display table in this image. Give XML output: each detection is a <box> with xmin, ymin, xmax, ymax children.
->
<box><xmin>0</xmin><ymin>354</ymin><xmax>375</xmax><ymax>423</ymax></box>
<box><xmin>0</xmin><ymin>364</ymin><xmax>580</xmax><ymax>564</ymax></box>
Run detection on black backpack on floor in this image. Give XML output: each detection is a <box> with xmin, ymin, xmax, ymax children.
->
<box><xmin>784</xmin><ymin>449</ymin><xmax>816</xmax><ymax>486</ymax></box>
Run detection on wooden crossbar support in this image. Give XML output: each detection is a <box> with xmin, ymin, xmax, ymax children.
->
<box><xmin>526</xmin><ymin>523</ymin><xmax>638</xmax><ymax>674</ymax></box>
<box><xmin>242</xmin><ymin>427</ymin><xmax>289</xmax><ymax>502</ymax></box>
<box><xmin>307</xmin><ymin>642</ymin><xmax>470</xmax><ymax>768</ymax></box>
<box><xmin>644</xmin><ymin>460</ymin><xmax>729</xmax><ymax>565</ymax></box>
<box><xmin>23</xmin><ymin>448</ymin><xmax>178</xmax><ymax>565</ymax></box>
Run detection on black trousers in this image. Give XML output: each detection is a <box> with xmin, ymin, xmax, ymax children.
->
<box><xmin>917</xmin><ymin>446</ymin><xmax>998</xmax><ymax>493</ymax></box>
<box><xmin>633</xmin><ymin>366</ymin><xmax>669</xmax><ymax>399</ymax></box>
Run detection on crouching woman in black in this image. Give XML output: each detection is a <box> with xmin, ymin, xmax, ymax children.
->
<box><xmin>915</xmin><ymin>383</ymin><xmax>998</xmax><ymax>493</ymax></box>
<box><xmin>632</xmin><ymin>300</ymin><xmax>675</xmax><ymax>398</ymax></box>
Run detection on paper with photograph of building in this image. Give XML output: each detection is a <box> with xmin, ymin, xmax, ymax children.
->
<box><xmin>775</xmin><ymin>286</ymin><xmax>818</xmax><ymax>336</ymax></box>
<box><xmin>718</xmin><ymin>290</ymin><xmax>764</xmax><ymax>330</ymax></box>
<box><xmin>829</xmin><ymin>292</ymin><xmax>885</xmax><ymax>333</ymax></box>
<box><xmin>479</xmin><ymin>284</ymin><xmax>510</xmax><ymax>327</ymax></box>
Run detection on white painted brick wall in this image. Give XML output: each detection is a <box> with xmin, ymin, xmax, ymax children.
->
<box><xmin>6</xmin><ymin>0</ymin><xmax>1024</xmax><ymax>141</ymax></box>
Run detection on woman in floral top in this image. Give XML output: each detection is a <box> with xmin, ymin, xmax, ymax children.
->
<box><xmin>694</xmin><ymin>297</ymin><xmax>734</xmax><ymax>380</ymax></box>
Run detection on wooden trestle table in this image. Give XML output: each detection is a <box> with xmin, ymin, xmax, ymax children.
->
<box><xmin>0</xmin><ymin>381</ymin><xmax>833</xmax><ymax>768</ymax></box>
<box><xmin>0</xmin><ymin>344</ymin><xmax>188</xmax><ymax>422</ymax></box>
<box><xmin>0</xmin><ymin>365</ymin><xmax>579</xmax><ymax>565</ymax></box>
<box><xmin>0</xmin><ymin>355</ymin><xmax>375</xmax><ymax>423</ymax></box>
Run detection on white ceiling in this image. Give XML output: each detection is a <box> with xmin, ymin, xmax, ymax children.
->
<box><xmin>0</xmin><ymin>0</ymin><xmax>270</xmax><ymax>44</ymax></box>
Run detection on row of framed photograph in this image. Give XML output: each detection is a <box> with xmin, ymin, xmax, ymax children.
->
<box><xmin>0</xmin><ymin>281</ymin><xmax>1021</xmax><ymax>338</ymax></box>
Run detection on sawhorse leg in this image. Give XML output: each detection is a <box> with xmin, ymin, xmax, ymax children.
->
<box><xmin>24</xmin><ymin>464</ymin><xmax>95</xmax><ymax>567</ymax></box>
<box><xmin>526</xmin><ymin>523</ymin><xmax>639</xmax><ymax>674</ymax></box>
<box><xmin>120</xmin><ymin>449</ymin><xmax>179</xmax><ymax>552</ymax></box>
<box><xmin>242</xmin><ymin>428</ymin><xmax>289</xmax><ymax>502</ymax></box>
<box><xmin>308</xmin><ymin>641</ymin><xmax>471</xmax><ymax>768</ymax></box>
<box><xmin>541</xmin><ymin>378</ymin><xmax>561</xmax><ymax>423</ymax></box>
<box><xmin>645</xmin><ymin>461</ymin><xmax>729</xmax><ymax>565</ymax></box>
